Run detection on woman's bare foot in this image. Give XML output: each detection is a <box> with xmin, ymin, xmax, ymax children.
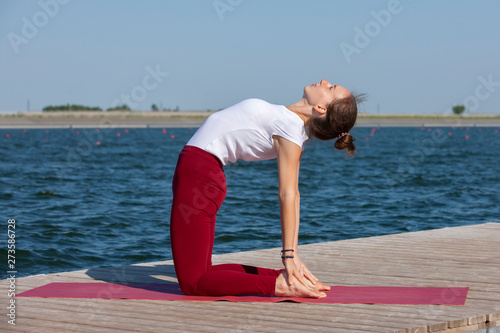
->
<box><xmin>275</xmin><ymin>272</ymin><xmax>327</xmax><ymax>298</ymax></box>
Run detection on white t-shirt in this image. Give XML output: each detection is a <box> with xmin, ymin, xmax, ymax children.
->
<box><xmin>186</xmin><ymin>98</ymin><xmax>308</xmax><ymax>165</ymax></box>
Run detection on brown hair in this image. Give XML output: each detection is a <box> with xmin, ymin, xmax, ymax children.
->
<box><xmin>307</xmin><ymin>93</ymin><xmax>365</xmax><ymax>157</ymax></box>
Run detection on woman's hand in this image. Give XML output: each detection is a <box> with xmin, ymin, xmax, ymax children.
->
<box><xmin>292</xmin><ymin>254</ymin><xmax>331</xmax><ymax>291</ymax></box>
<box><xmin>282</xmin><ymin>257</ymin><xmax>304</xmax><ymax>286</ymax></box>
<box><xmin>277</xmin><ymin>259</ymin><xmax>326</xmax><ymax>298</ymax></box>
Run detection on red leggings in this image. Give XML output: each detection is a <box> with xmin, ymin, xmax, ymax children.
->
<box><xmin>170</xmin><ymin>145</ymin><xmax>282</xmax><ymax>296</ymax></box>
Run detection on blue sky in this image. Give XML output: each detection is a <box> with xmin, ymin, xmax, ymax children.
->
<box><xmin>1</xmin><ymin>0</ymin><xmax>500</xmax><ymax>114</ymax></box>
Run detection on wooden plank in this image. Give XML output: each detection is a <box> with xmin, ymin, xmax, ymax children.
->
<box><xmin>16</xmin><ymin>297</ymin><xmax>392</xmax><ymax>333</ymax></box>
<box><xmin>10</xmin><ymin>319</ymin><xmax>135</xmax><ymax>333</ymax></box>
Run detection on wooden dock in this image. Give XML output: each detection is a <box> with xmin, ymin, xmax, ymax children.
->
<box><xmin>4</xmin><ymin>222</ymin><xmax>499</xmax><ymax>332</ymax></box>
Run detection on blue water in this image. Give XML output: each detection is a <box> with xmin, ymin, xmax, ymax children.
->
<box><xmin>1</xmin><ymin>125</ymin><xmax>499</xmax><ymax>279</ymax></box>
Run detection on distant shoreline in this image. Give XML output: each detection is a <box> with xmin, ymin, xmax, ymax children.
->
<box><xmin>1</xmin><ymin>111</ymin><xmax>500</xmax><ymax>129</ymax></box>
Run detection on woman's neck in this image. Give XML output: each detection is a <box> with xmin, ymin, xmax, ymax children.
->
<box><xmin>285</xmin><ymin>98</ymin><xmax>315</xmax><ymax>124</ymax></box>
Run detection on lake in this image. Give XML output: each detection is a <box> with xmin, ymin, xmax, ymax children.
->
<box><xmin>1</xmin><ymin>125</ymin><xmax>499</xmax><ymax>279</ymax></box>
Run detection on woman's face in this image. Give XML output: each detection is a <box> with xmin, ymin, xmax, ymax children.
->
<box><xmin>304</xmin><ymin>79</ymin><xmax>350</xmax><ymax>107</ymax></box>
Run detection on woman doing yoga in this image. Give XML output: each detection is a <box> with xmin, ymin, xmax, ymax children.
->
<box><xmin>170</xmin><ymin>79</ymin><xmax>361</xmax><ymax>298</ymax></box>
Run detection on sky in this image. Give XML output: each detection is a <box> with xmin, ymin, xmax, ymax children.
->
<box><xmin>1</xmin><ymin>0</ymin><xmax>500</xmax><ymax>114</ymax></box>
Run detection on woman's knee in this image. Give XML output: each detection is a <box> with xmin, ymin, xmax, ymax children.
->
<box><xmin>178</xmin><ymin>279</ymin><xmax>197</xmax><ymax>296</ymax></box>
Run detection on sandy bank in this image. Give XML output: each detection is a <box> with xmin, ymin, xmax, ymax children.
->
<box><xmin>1</xmin><ymin>111</ymin><xmax>500</xmax><ymax>129</ymax></box>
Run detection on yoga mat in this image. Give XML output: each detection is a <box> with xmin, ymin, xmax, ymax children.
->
<box><xmin>17</xmin><ymin>283</ymin><xmax>469</xmax><ymax>305</ymax></box>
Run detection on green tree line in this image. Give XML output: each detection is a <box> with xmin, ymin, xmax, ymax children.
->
<box><xmin>43</xmin><ymin>104</ymin><xmax>102</xmax><ymax>112</ymax></box>
<box><xmin>42</xmin><ymin>103</ymin><xmax>178</xmax><ymax>112</ymax></box>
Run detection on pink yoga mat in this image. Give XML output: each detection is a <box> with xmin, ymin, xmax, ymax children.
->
<box><xmin>17</xmin><ymin>283</ymin><xmax>469</xmax><ymax>305</ymax></box>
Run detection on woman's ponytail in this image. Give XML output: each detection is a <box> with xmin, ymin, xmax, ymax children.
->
<box><xmin>334</xmin><ymin>133</ymin><xmax>356</xmax><ymax>157</ymax></box>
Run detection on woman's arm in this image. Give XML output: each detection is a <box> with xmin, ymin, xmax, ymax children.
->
<box><xmin>293</xmin><ymin>153</ymin><xmax>302</xmax><ymax>252</ymax></box>
<box><xmin>273</xmin><ymin>135</ymin><xmax>331</xmax><ymax>291</ymax></box>
<box><xmin>272</xmin><ymin>135</ymin><xmax>308</xmax><ymax>286</ymax></box>
<box><xmin>273</xmin><ymin>135</ymin><xmax>301</xmax><ymax>251</ymax></box>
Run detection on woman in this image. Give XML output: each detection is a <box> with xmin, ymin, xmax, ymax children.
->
<box><xmin>170</xmin><ymin>79</ymin><xmax>361</xmax><ymax>298</ymax></box>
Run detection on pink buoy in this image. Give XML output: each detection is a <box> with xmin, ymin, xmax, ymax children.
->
<box><xmin>448</xmin><ymin>132</ymin><xmax>452</xmax><ymax>136</ymax></box>
<box><xmin>6</xmin><ymin>133</ymin><xmax>10</xmax><ymax>138</ymax></box>
<box><xmin>465</xmin><ymin>135</ymin><xmax>469</xmax><ymax>139</ymax></box>
<box><xmin>96</xmin><ymin>128</ymin><xmax>99</xmax><ymax>132</ymax></box>
<box><xmin>436</xmin><ymin>129</ymin><xmax>440</xmax><ymax>133</ymax></box>
<box><xmin>96</xmin><ymin>141</ymin><xmax>101</xmax><ymax>145</ymax></box>
<box><xmin>45</xmin><ymin>130</ymin><xmax>49</xmax><ymax>133</ymax></box>
<box><xmin>76</xmin><ymin>131</ymin><xmax>80</xmax><ymax>135</ymax></box>
<box><xmin>365</xmin><ymin>137</ymin><xmax>369</xmax><ymax>141</ymax></box>
<box><xmin>428</xmin><ymin>128</ymin><xmax>431</xmax><ymax>132</ymax></box>
<box><xmin>162</xmin><ymin>128</ymin><xmax>167</xmax><ymax>134</ymax></box>
<box><xmin>495</xmin><ymin>129</ymin><xmax>498</xmax><ymax>133</ymax></box>
<box><xmin>125</xmin><ymin>129</ymin><xmax>129</xmax><ymax>133</ymax></box>
<box><xmin>117</xmin><ymin>132</ymin><xmax>121</xmax><ymax>137</ymax></box>
<box><xmin>170</xmin><ymin>134</ymin><xmax>175</xmax><ymax>139</ymax></box>
<box><xmin>23</xmin><ymin>129</ymin><xmax>27</xmax><ymax>132</ymax></box>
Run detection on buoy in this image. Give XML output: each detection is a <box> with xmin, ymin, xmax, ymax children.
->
<box><xmin>365</xmin><ymin>137</ymin><xmax>369</xmax><ymax>140</ymax></box>
<box><xmin>162</xmin><ymin>128</ymin><xmax>167</xmax><ymax>134</ymax></box>
<box><xmin>436</xmin><ymin>129</ymin><xmax>440</xmax><ymax>133</ymax></box>
<box><xmin>170</xmin><ymin>134</ymin><xmax>175</xmax><ymax>139</ymax></box>
<box><xmin>448</xmin><ymin>132</ymin><xmax>452</xmax><ymax>136</ymax></box>
<box><xmin>465</xmin><ymin>135</ymin><xmax>469</xmax><ymax>139</ymax></box>
<box><xmin>117</xmin><ymin>132</ymin><xmax>121</xmax><ymax>137</ymax></box>
<box><xmin>76</xmin><ymin>131</ymin><xmax>80</xmax><ymax>135</ymax></box>
<box><xmin>124</xmin><ymin>129</ymin><xmax>129</xmax><ymax>133</ymax></box>
<box><xmin>96</xmin><ymin>141</ymin><xmax>101</xmax><ymax>145</ymax></box>
<box><xmin>23</xmin><ymin>129</ymin><xmax>27</xmax><ymax>132</ymax></box>
<box><xmin>6</xmin><ymin>133</ymin><xmax>10</xmax><ymax>138</ymax></box>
